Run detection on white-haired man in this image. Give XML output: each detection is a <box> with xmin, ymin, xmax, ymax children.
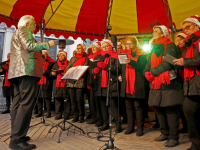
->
<box><xmin>8</xmin><ymin>15</ymin><xmax>56</xmax><ymax>150</ymax></box>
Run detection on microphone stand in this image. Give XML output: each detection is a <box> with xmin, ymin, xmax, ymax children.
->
<box><xmin>103</xmin><ymin>45</ymin><xmax>120</xmax><ymax>150</ymax></box>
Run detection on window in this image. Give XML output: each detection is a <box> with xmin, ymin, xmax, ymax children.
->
<box><xmin>0</xmin><ymin>32</ymin><xmax>5</xmax><ymax>62</ymax></box>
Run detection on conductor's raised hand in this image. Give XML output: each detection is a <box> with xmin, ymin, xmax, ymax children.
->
<box><xmin>48</xmin><ymin>40</ymin><xmax>56</xmax><ymax>47</ymax></box>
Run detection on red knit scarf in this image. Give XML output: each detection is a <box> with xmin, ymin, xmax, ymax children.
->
<box><xmin>3</xmin><ymin>60</ymin><xmax>10</xmax><ymax>87</ymax></box>
<box><xmin>88</xmin><ymin>51</ymin><xmax>101</xmax><ymax>60</ymax></box>
<box><xmin>73</xmin><ymin>53</ymin><xmax>86</xmax><ymax>67</ymax></box>
<box><xmin>100</xmin><ymin>50</ymin><xmax>118</xmax><ymax>87</ymax></box>
<box><xmin>151</xmin><ymin>37</ymin><xmax>172</xmax><ymax>89</ymax></box>
<box><xmin>56</xmin><ymin>59</ymin><xmax>69</xmax><ymax>87</ymax></box>
<box><xmin>184</xmin><ymin>30</ymin><xmax>200</xmax><ymax>81</ymax></box>
<box><xmin>120</xmin><ymin>48</ymin><xmax>146</xmax><ymax>95</ymax></box>
<box><xmin>38</xmin><ymin>56</ymin><xmax>55</xmax><ymax>85</ymax></box>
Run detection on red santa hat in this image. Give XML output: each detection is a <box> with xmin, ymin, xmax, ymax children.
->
<box><xmin>153</xmin><ymin>25</ymin><xmax>171</xmax><ymax>37</ymax></box>
<box><xmin>92</xmin><ymin>41</ymin><xmax>101</xmax><ymax>49</ymax></box>
<box><xmin>181</xmin><ymin>15</ymin><xmax>200</xmax><ymax>27</ymax></box>
<box><xmin>101</xmin><ymin>39</ymin><xmax>113</xmax><ymax>47</ymax></box>
<box><xmin>57</xmin><ymin>51</ymin><xmax>67</xmax><ymax>58</ymax></box>
<box><xmin>176</xmin><ymin>32</ymin><xmax>187</xmax><ymax>39</ymax></box>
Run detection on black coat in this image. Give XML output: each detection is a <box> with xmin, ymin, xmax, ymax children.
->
<box><xmin>0</xmin><ymin>61</ymin><xmax>14</xmax><ymax>97</ymax></box>
<box><xmin>50</xmin><ymin>62</ymin><xmax>69</xmax><ymax>98</ymax></box>
<box><xmin>93</xmin><ymin>54</ymin><xmax>119</xmax><ymax>97</ymax></box>
<box><xmin>144</xmin><ymin>42</ymin><xmax>183</xmax><ymax>107</ymax></box>
<box><xmin>87</xmin><ymin>59</ymin><xmax>95</xmax><ymax>88</ymax></box>
<box><xmin>183</xmin><ymin>35</ymin><xmax>200</xmax><ymax>96</ymax></box>
<box><xmin>119</xmin><ymin>55</ymin><xmax>148</xmax><ymax>99</ymax></box>
<box><xmin>35</xmin><ymin>61</ymin><xmax>55</xmax><ymax>98</ymax></box>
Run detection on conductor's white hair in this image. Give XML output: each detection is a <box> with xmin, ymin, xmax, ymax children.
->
<box><xmin>17</xmin><ymin>15</ymin><xmax>35</xmax><ymax>28</ymax></box>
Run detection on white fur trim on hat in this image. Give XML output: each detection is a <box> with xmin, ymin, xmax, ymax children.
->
<box><xmin>58</xmin><ymin>51</ymin><xmax>67</xmax><ymax>58</ymax></box>
<box><xmin>101</xmin><ymin>39</ymin><xmax>113</xmax><ymax>47</ymax></box>
<box><xmin>92</xmin><ymin>41</ymin><xmax>101</xmax><ymax>49</ymax></box>
<box><xmin>177</xmin><ymin>33</ymin><xmax>187</xmax><ymax>39</ymax></box>
<box><xmin>154</xmin><ymin>25</ymin><xmax>170</xmax><ymax>37</ymax></box>
<box><xmin>42</xmin><ymin>50</ymin><xmax>49</xmax><ymax>56</ymax></box>
<box><xmin>181</xmin><ymin>15</ymin><xmax>200</xmax><ymax>27</ymax></box>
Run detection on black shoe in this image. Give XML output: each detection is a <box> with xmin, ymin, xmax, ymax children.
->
<box><xmin>87</xmin><ymin>119</ymin><xmax>96</xmax><ymax>124</ymax></box>
<box><xmin>46</xmin><ymin>113</ymin><xmax>51</xmax><ymax>118</ymax></box>
<box><xmin>23</xmin><ymin>136</ymin><xmax>31</xmax><ymax>142</ymax></box>
<box><xmin>78</xmin><ymin>119</ymin><xmax>84</xmax><ymax>123</ymax></box>
<box><xmin>115</xmin><ymin>124</ymin><xmax>122</xmax><ymax>133</ymax></box>
<box><xmin>72</xmin><ymin>118</ymin><xmax>79</xmax><ymax>123</ymax></box>
<box><xmin>64</xmin><ymin>116</ymin><xmax>70</xmax><ymax>120</ymax></box>
<box><xmin>9</xmin><ymin>142</ymin><xmax>36</xmax><ymax>150</ymax></box>
<box><xmin>95</xmin><ymin>121</ymin><xmax>103</xmax><ymax>127</ymax></box>
<box><xmin>54</xmin><ymin>115</ymin><xmax>62</xmax><ymax>120</ymax></box>
<box><xmin>154</xmin><ymin>134</ymin><xmax>169</xmax><ymax>141</ymax></box>
<box><xmin>35</xmin><ymin>113</ymin><xmax>42</xmax><ymax>118</ymax></box>
<box><xmin>122</xmin><ymin>119</ymin><xmax>127</xmax><ymax>124</ymax></box>
<box><xmin>99</xmin><ymin>124</ymin><xmax>109</xmax><ymax>131</ymax></box>
<box><xmin>164</xmin><ymin>139</ymin><xmax>179</xmax><ymax>147</ymax></box>
<box><xmin>179</xmin><ymin>128</ymin><xmax>188</xmax><ymax>133</ymax></box>
<box><xmin>124</xmin><ymin>127</ymin><xmax>134</xmax><ymax>135</ymax></box>
<box><xmin>152</xmin><ymin>123</ymin><xmax>159</xmax><ymax>129</ymax></box>
<box><xmin>1</xmin><ymin>109</ymin><xmax>10</xmax><ymax>114</ymax></box>
<box><xmin>136</xmin><ymin>128</ymin><xmax>143</xmax><ymax>136</ymax></box>
<box><xmin>86</xmin><ymin>114</ymin><xmax>91</xmax><ymax>120</ymax></box>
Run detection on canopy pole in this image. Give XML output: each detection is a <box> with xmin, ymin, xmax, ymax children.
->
<box><xmin>162</xmin><ymin>0</ymin><xmax>175</xmax><ymax>42</ymax></box>
<box><xmin>39</xmin><ymin>0</ymin><xmax>63</xmax><ymax>42</ymax></box>
<box><xmin>105</xmin><ymin>0</ymin><xmax>113</xmax><ymax>39</ymax></box>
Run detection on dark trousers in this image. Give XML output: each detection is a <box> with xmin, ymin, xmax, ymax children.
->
<box><xmin>90</xmin><ymin>87</ymin><xmax>97</xmax><ymax>121</ymax></box>
<box><xmin>179</xmin><ymin>105</ymin><xmax>187</xmax><ymax>129</ymax></box>
<box><xmin>55</xmin><ymin>97</ymin><xmax>71</xmax><ymax>118</ymax></box>
<box><xmin>183</xmin><ymin>96</ymin><xmax>200</xmax><ymax>150</ymax></box>
<box><xmin>99</xmin><ymin>96</ymin><xmax>120</xmax><ymax>126</ymax></box>
<box><xmin>154</xmin><ymin>106</ymin><xmax>179</xmax><ymax>139</ymax></box>
<box><xmin>69</xmin><ymin>88</ymin><xmax>85</xmax><ymax>120</ymax></box>
<box><xmin>95</xmin><ymin>96</ymin><xmax>103</xmax><ymax>123</ymax></box>
<box><xmin>5</xmin><ymin>96</ymin><xmax>12</xmax><ymax>109</ymax></box>
<box><xmin>10</xmin><ymin>76</ymin><xmax>39</xmax><ymax>144</ymax></box>
<box><xmin>119</xmin><ymin>97</ymin><xmax>127</xmax><ymax>122</ymax></box>
<box><xmin>125</xmin><ymin>98</ymin><xmax>143</xmax><ymax>129</ymax></box>
<box><xmin>37</xmin><ymin>98</ymin><xmax>51</xmax><ymax>115</ymax></box>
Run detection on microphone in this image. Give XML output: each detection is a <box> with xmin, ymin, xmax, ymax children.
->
<box><xmin>111</xmin><ymin>35</ymin><xmax>117</xmax><ymax>50</ymax></box>
<box><xmin>149</xmin><ymin>21</ymin><xmax>153</xmax><ymax>28</ymax></box>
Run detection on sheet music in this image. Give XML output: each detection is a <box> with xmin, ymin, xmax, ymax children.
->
<box><xmin>61</xmin><ymin>66</ymin><xmax>89</xmax><ymax>80</ymax></box>
<box><xmin>118</xmin><ymin>54</ymin><xmax>128</xmax><ymax>64</ymax></box>
<box><xmin>163</xmin><ymin>54</ymin><xmax>176</xmax><ymax>65</ymax></box>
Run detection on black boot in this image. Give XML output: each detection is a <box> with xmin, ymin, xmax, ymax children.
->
<box><xmin>1</xmin><ymin>109</ymin><xmax>10</xmax><ymax>114</ymax></box>
<box><xmin>164</xmin><ymin>139</ymin><xmax>179</xmax><ymax>147</ymax></box>
<box><xmin>99</xmin><ymin>124</ymin><xmax>109</xmax><ymax>131</ymax></box>
<box><xmin>115</xmin><ymin>124</ymin><xmax>122</xmax><ymax>133</ymax></box>
<box><xmin>124</xmin><ymin>127</ymin><xmax>134</xmax><ymax>135</ymax></box>
<box><xmin>136</xmin><ymin>128</ymin><xmax>143</xmax><ymax>136</ymax></box>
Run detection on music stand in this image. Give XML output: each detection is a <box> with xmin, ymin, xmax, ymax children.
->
<box><xmin>48</xmin><ymin>66</ymin><xmax>89</xmax><ymax>143</ymax></box>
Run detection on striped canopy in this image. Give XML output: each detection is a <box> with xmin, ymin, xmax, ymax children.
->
<box><xmin>0</xmin><ymin>0</ymin><xmax>199</xmax><ymax>40</ymax></box>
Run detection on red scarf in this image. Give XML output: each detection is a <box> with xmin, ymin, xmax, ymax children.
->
<box><xmin>121</xmin><ymin>48</ymin><xmax>146</xmax><ymax>95</ymax></box>
<box><xmin>100</xmin><ymin>50</ymin><xmax>118</xmax><ymax>87</ymax></box>
<box><xmin>3</xmin><ymin>60</ymin><xmax>10</xmax><ymax>87</ymax></box>
<box><xmin>184</xmin><ymin>30</ymin><xmax>200</xmax><ymax>81</ymax></box>
<box><xmin>38</xmin><ymin>56</ymin><xmax>55</xmax><ymax>85</ymax></box>
<box><xmin>88</xmin><ymin>51</ymin><xmax>101</xmax><ymax>60</ymax></box>
<box><xmin>56</xmin><ymin>59</ymin><xmax>69</xmax><ymax>87</ymax></box>
<box><xmin>151</xmin><ymin>37</ymin><xmax>172</xmax><ymax>89</ymax></box>
<box><xmin>73</xmin><ymin>53</ymin><xmax>86</xmax><ymax>67</ymax></box>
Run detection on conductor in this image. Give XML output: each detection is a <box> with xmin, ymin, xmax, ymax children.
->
<box><xmin>8</xmin><ymin>15</ymin><xmax>56</xmax><ymax>150</ymax></box>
